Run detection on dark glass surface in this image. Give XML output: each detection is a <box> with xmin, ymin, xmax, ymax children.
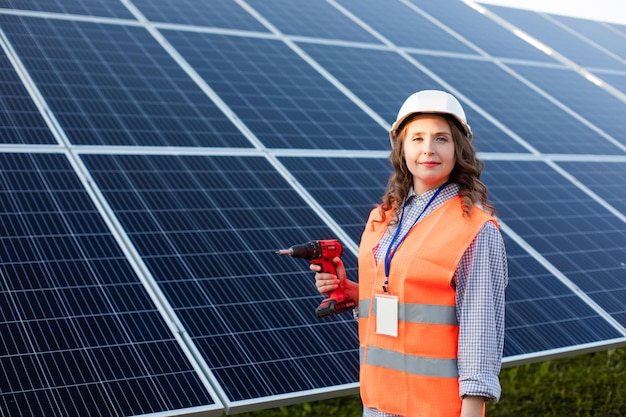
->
<box><xmin>0</xmin><ymin>153</ymin><xmax>218</xmax><ymax>417</ymax></box>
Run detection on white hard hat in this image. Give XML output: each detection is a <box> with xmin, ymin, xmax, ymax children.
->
<box><xmin>389</xmin><ymin>90</ymin><xmax>472</xmax><ymax>142</ymax></box>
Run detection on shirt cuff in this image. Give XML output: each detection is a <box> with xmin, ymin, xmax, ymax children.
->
<box><xmin>459</xmin><ymin>373</ymin><xmax>502</xmax><ymax>403</ymax></box>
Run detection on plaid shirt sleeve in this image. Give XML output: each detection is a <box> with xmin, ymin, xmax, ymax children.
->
<box><xmin>454</xmin><ymin>221</ymin><xmax>508</xmax><ymax>402</ymax></box>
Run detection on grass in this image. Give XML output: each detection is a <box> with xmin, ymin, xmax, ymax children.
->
<box><xmin>229</xmin><ymin>347</ymin><xmax>626</xmax><ymax>417</ymax></box>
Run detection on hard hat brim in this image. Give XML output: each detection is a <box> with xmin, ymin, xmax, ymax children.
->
<box><xmin>389</xmin><ymin>111</ymin><xmax>472</xmax><ymax>142</ymax></box>
<box><xmin>389</xmin><ymin>90</ymin><xmax>473</xmax><ymax>144</ymax></box>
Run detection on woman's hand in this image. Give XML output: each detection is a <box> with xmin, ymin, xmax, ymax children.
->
<box><xmin>310</xmin><ymin>256</ymin><xmax>346</xmax><ymax>295</ymax></box>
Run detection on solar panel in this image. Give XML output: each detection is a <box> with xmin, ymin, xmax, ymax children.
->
<box><xmin>555</xmin><ymin>161</ymin><xmax>626</xmax><ymax>215</ymax></box>
<box><xmin>495</xmin><ymin>237</ymin><xmax>623</xmax><ymax>361</ymax></box>
<box><xmin>610</xmin><ymin>22</ymin><xmax>626</xmax><ymax>36</ymax></box>
<box><xmin>281</xmin><ymin>156</ymin><xmax>626</xmax><ymax>361</ymax></box>
<box><xmin>335</xmin><ymin>0</ymin><xmax>477</xmax><ymax>53</ymax></box>
<box><xmin>598</xmin><ymin>71</ymin><xmax>626</xmax><ymax>95</ymax></box>
<box><xmin>481</xmin><ymin>160</ymin><xmax>626</xmax><ymax>328</ymax></box>
<box><xmin>0</xmin><ymin>14</ymin><xmax>248</xmax><ymax>148</ymax></box>
<box><xmin>79</xmin><ymin>153</ymin><xmax>360</xmax><ymax>411</ymax></box>
<box><xmin>0</xmin><ymin>0</ymin><xmax>134</xmax><ymax>18</ymax></box>
<box><xmin>1</xmin><ymin>0</ymin><xmax>625</xmax><ymax>415</ymax></box>
<box><xmin>412</xmin><ymin>55</ymin><xmax>624</xmax><ymax>155</ymax></box>
<box><xmin>0</xmin><ymin>152</ymin><xmax>222</xmax><ymax>417</ymax></box>
<box><xmin>410</xmin><ymin>0</ymin><xmax>555</xmax><ymax>62</ymax></box>
<box><xmin>161</xmin><ymin>29</ymin><xmax>387</xmax><ymax>150</ymax></box>
<box><xmin>131</xmin><ymin>0</ymin><xmax>270</xmax><ymax>32</ymax></box>
<box><xmin>296</xmin><ymin>42</ymin><xmax>529</xmax><ymax>153</ymax></box>
<box><xmin>483</xmin><ymin>4</ymin><xmax>626</xmax><ymax>71</ymax></box>
<box><xmin>0</xmin><ymin>49</ymin><xmax>57</xmax><ymax>144</ymax></box>
<box><xmin>247</xmin><ymin>0</ymin><xmax>381</xmax><ymax>43</ymax></box>
<box><xmin>549</xmin><ymin>14</ymin><xmax>626</xmax><ymax>62</ymax></box>
<box><xmin>508</xmin><ymin>63</ymin><xmax>626</xmax><ymax>147</ymax></box>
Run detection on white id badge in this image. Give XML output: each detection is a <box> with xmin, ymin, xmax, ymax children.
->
<box><xmin>375</xmin><ymin>294</ymin><xmax>399</xmax><ymax>337</ymax></box>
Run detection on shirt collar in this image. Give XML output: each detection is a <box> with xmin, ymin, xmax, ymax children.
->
<box><xmin>406</xmin><ymin>183</ymin><xmax>459</xmax><ymax>205</ymax></box>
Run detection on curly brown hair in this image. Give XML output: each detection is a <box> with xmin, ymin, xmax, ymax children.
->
<box><xmin>377</xmin><ymin>113</ymin><xmax>494</xmax><ymax>226</ymax></box>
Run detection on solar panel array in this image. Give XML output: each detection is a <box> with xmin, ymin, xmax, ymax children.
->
<box><xmin>0</xmin><ymin>0</ymin><xmax>625</xmax><ymax>416</ymax></box>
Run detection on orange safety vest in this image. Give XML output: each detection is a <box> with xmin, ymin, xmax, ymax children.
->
<box><xmin>358</xmin><ymin>196</ymin><xmax>495</xmax><ymax>417</ymax></box>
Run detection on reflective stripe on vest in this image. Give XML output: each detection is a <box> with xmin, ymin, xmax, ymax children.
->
<box><xmin>358</xmin><ymin>299</ymin><xmax>457</xmax><ymax>325</ymax></box>
<box><xmin>361</xmin><ymin>346</ymin><xmax>458</xmax><ymax>378</ymax></box>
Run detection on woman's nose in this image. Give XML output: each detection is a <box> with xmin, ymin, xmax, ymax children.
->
<box><xmin>423</xmin><ymin>138</ymin><xmax>435</xmax><ymax>154</ymax></box>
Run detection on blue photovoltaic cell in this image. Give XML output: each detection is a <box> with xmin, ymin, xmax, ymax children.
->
<box><xmin>298</xmin><ymin>42</ymin><xmax>530</xmax><ymax>154</ymax></box>
<box><xmin>0</xmin><ymin>14</ymin><xmax>248</xmax><ymax>147</ymax></box>
<box><xmin>486</xmin><ymin>5</ymin><xmax>626</xmax><ymax>71</ymax></box>
<box><xmin>246</xmin><ymin>0</ymin><xmax>381</xmax><ymax>43</ymax></box>
<box><xmin>162</xmin><ymin>30</ymin><xmax>387</xmax><ymax>150</ymax></box>
<box><xmin>336</xmin><ymin>0</ymin><xmax>476</xmax><ymax>54</ymax></box>
<box><xmin>556</xmin><ymin>161</ymin><xmax>626</xmax><ymax>216</ymax></box>
<box><xmin>0</xmin><ymin>50</ymin><xmax>57</xmax><ymax>144</ymax></box>
<box><xmin>409</xmin><ymin>0</ymin><xmax>556</xmax><ymax>63</ymax></box>
<box><xmin>483</xmin><ymin>160</ymin><xmax>626</xmax><ymax>327</ymax></box>
<box><xmin>132</xmin><ymin>0</ymin><xmax>269</xmax><ymax>32</ymax></box>
<box><xmin>0</xmin><ymin>153</ymin><xmax>219</xmax><ymax>417</ymax></box>
<box><xmin>551</xmin><ymin>15</ymin><xmax>626</xmax><ymax>62</ymax></box>
<box><xmin>0</xmin><ymin>0</ymin><xmax>134</xmax><ymax>18</ymax></box>
<box><xmin>80</xmin><ymin>153</ymin><xmax>360</xmax><ymax>406</ymax></box>
<box><xmin>509</xmin><ymin>63</ymin><xmax>626</xmax><ymax>147</ymax></box>
<box><xmin>415</xmin><ymin>54</ymin><xmax>625</xmax><ymax>155</ymax></box>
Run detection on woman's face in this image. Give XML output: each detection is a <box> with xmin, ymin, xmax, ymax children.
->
<box><xmin>402</xmin><ymin>114</ymin><xmax>456</xmax><ymax>195</ymax></box>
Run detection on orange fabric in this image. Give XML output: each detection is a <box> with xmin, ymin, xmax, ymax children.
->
<box><xmin>358</xmin><ymin>197</ymin><xmax>495</xmax><ymax>417</ymax></box>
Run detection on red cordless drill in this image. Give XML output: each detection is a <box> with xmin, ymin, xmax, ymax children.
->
<box><xmin>277</xmin><ymin>239</ymin><xmax>356</xmax><ymax>318</ymax></box>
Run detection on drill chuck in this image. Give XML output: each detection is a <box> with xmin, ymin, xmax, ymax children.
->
<box><xmin>276</xmin><ymin>240</ymin><xmax>331</xmax><ymax>260</ymax></box>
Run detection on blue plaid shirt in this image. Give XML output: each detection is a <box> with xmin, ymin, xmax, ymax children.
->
<box><xmin>364</xmin><ymin>183</ymin><xmax>508</xmax><ymax>416</ymax></box>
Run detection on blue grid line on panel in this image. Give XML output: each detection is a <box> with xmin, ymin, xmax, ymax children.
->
<box><xmin>80</xmin><ymin>153</ymin><xmax>360</xmax><ymax>407</ymax></box>
<box><xmin>0</xmin><ymin>0</ymin><xmax>134</xmax><ymax>18</ymax></box>
<box><xmin>160</xmin><ymin>29</ymin><xmax>388</xmax><ymax>151</ymax></box>
<box><xmin>0</xmin><ymin>13</ymin><xmax>248</xmax><ymax>148</ymax></box>
<box><xmin>485</xmin><ymin>5</ymin><xmax>626</xmax><ymax>71</ymax></box>
<box><xmin>483</xmin><ymin>160</ymin><xmax>626</xmax><ymax>329</ymax></box>
<box><xmin>414</xmin><ymin>54</ymin><xmax>626</xmax><ymax>155</ymax></box>
<box><xmin>0</xmin><ymin>152</ymin><xmax>220</xmax><ymax>417</ymax></box>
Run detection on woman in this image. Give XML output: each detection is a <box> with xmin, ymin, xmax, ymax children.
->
<box><xmin>312</xmin><ymin>90</ymin><xmax>508</xmax><ymax>417</ymax></box>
